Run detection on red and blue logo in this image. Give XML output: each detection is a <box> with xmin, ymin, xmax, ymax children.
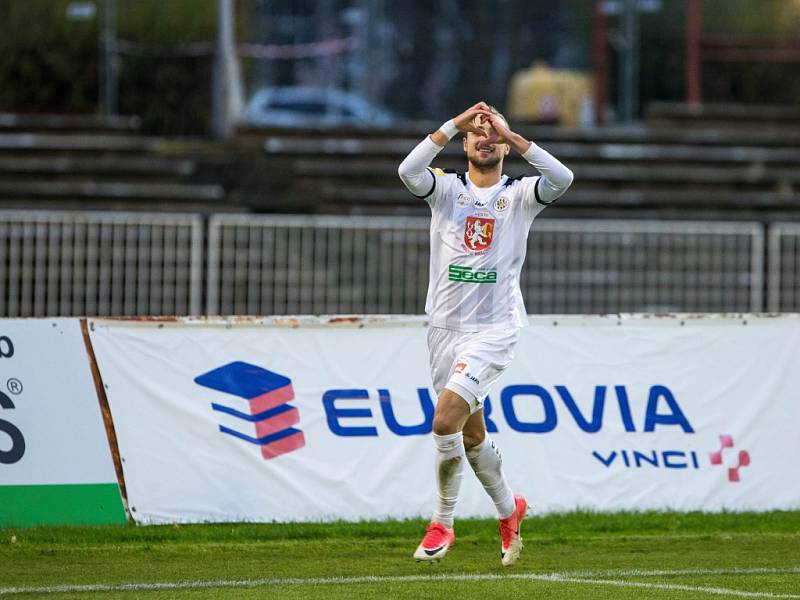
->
<box><xmin>194</xmin><ymin>361</ymin><xmax>305</xmax><ymax>460</ymax></box>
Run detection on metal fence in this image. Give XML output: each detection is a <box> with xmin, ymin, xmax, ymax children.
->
<box><xmin>0</xmin><ymin>211</ymin><xmax>203</xmax><ymax>317</ymax></box>
<box><xmin>0</xmin><ymin>211</ymin><xmax>773</xmax><ymax>317</ymax></box>
<box><xmin>207</xmin><ymin>215</ymin><xmax>765</xmax><ymax>315</ymax></box>
<box><xmin>207</xmin><ymin>215</ymin><xmax>431</xmax><ymax>315</ymax></box>
<box><xmin>768</xmin><ymin>224</ymin><xmax>800</xmax><ymax>312</ymax></box>
<box><xmin>524</xmin><ymin>220</ymin><xmax>763</xmax><ymax>314</ymax></box>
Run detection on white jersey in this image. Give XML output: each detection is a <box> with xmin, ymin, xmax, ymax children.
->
<box><xmin>422</xmin><ymin>168</ymin><xmax>546</xmax><ymax>331</ymax></box>
<box><xmin>398</xmin><ymin>135</ymin><xmax>573</xmax><ymax>333</ymax></box>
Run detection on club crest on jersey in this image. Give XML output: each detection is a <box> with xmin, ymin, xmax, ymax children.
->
<box><xmin>464</xmin><ymin>216</ymin><xmax>495</xmax><ymax>252</ymax></box>
<box><xmin>495</xmin><ymin>196</ymin><xmax>509</xmax><ymax>212</ymax></box>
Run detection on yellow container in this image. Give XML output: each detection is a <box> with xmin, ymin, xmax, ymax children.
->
<box><xmin>507</xmin><ymin>61</ymin><xmax>593</xmax><ymax>128</ymax></box>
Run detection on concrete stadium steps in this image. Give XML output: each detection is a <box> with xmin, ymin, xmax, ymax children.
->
<box><xmin>251</xmin><ymin>122</ymin><xmax>800</xmax><ymax>148</ymax></box>
<box><xmin>646</xmin><ymin>102</ymin><xmax>800</xmax><ymax>131</ymax></box>
<box><xmin>224</xmin><ymin>120</ymin><xmax>800</xmax><ymax>216</ymax></box>
<box><xmin>0</xmin><ymin>132</ymin><xmax>162</xmax><ymax>154</ymax></box>
<box><xmin>0</xmin><ymin>156</ymin><xmax>196</xmax><ymax>182</ymax></box>
<box><xmin>0</xmin><ymin>113</ymin><xmax>229</xmax><ymax>211</ymax></box>
<box><xmin>256</xmin><ymin>127</ymin><xmax>800</xmax><ymax>216</ymax></box>
<box><xmin>0</xmin><ymin>197</ymin><xmax>244</xmax><ymax>213</ymax></box>
<box><xmin>291</xmin><ymin>157</ymin><xmax>800</xmax><ymax>189</ymax></box>
<box><xmin>0</xmin><ymin>180</ymin><xmax>224</xmax><ymax>202</ymax></box>
<box><xmin>262</xmin><ymin>136</ymin><xmax>800</xmax><ymax>164</ymax></box>
<box><xmin>0</xmin><ymin>112</ymin><xmax>141</xmax><ymax>133</ymax></box>
<box><xmin>316</xmin><ymin>185</ymin><xmax>800</xmax><ymax>209</ymax></box>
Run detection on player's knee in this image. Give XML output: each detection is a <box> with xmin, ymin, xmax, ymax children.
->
<box><xmin>432</xmin><ymin>413</ymin><xmax>459</xmax><ymax>436</ymax></box>
<box><xmin>433</xmin><ymin>389</ymin><xmax>471</xmax><ymax>435</ymax></box>
<box><xmin>462</xmin><ymin>429</ymin><xmax>485</xmax><ymax>450</ymax></box>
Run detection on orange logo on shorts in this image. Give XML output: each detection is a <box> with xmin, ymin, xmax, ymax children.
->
<box><xmin>454</xmin><ymin>362</ymin><xmax>467</xmax><ymax>373</ymax></box>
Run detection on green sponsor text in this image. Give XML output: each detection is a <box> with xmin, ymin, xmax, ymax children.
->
<box><xmin>448</xmin><ymin>264</ymin><xmax>497</xmax><ymax>284</ymax></box>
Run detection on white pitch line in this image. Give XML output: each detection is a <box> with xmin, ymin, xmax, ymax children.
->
<box><xmin>2</xmin><ymin>568</ymin><xmax>799</xmax><ymax>597</ymax></box>
<box><xmin>554</xmin><ymin>576</ymin><xmax>800</xmax><ymax>598</ymax></box>
<box><xmin>570</xmin><ymin>567</ymin><xmax>800</xmax><ymax>578</ymax></box>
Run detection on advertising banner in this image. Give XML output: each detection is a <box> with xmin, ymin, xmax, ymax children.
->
<box><xmin>88</xmin><ymin>315</ymin><xmax>800</xmax><ymax>524</ymax></box>
<box><xmin>0</xmin><ymin>319</ymin><xmax>126</xmax><ymax>526</ymax></box>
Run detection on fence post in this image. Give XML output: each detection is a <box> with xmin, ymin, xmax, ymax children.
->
<box><xmin>211</xmin><ymin>0</ymin><xmax>245</xmax><ymax>139</ymax></box>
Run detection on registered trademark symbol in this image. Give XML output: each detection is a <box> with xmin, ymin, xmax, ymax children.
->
<box><xmin>6</xmin><ymin>378</ymin><xmax>22</xmax><ymax>395</ymax></box>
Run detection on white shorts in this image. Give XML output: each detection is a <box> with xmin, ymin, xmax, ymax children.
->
<box><xmin>427</xmin><ymin>326</ymin><xmax>520</xmax><ymax>414</ymax></box>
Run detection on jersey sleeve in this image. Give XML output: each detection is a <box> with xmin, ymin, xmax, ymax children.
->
<box><xmin>519</xmin><ymin>176</ymin><xmax>547</xmax><ymax>220</ymax></box>
<box><xmin>398</xmin><ymin>136</ymin><xmax>447</xmax><ymax>208</ymax></box>
<box><xmin>422</xmin><ymin>167</ymin><xmax>453</xmax><ymax>209</ymax></box>
<box><xmin>519</xmin><ymin>143</ymin><xmax>574</xmax><ymax>218</ymax></box>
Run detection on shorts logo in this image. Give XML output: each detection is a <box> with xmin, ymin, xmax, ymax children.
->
<box><xmin>194</xmin><ymin>361</ymin><xmax>305</xmax><ymax>461</ymax></box>
<box><xmin>454</xmin><ymin>362</ymin><xmax>479</xmax><ymax>384</ymax></box>
<box><xmin>464</xmin><ymin>216</ymin><xmax>495</xmax><ymax>251</ymax></box>
<box><xmin>456</xmin><ymin>193</ymin><xmax>472</xmax><ymax>208</ymax></box>
<box><xmin>495</xmin><ymin>196</ymin><xmax>509</xmax><ymax>212</ymax></box>
<box><xmin>448</xmin><ymin>264</ymin><xmax>497</xmax><ymax>284</ymax></box>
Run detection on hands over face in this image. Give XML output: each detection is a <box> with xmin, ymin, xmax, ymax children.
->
<box><xmin>478</xmin><ymin>113</ymin><xmax>513</xmax><ymax>145</ymax></box>
<box><xmin>453</xmin><ymin>102</ymin><xmax>493</xmax><ymax>138</ymax></box>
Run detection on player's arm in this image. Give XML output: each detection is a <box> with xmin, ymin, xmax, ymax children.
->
<box><xmin>398</xmin><ymin>102</ymin><xmax>492</xmax><ymax>199</ymax></box>
<box><xmin>487</xmin><ymin>114</ymin><xmax>574</xmax><ymax>204</ymax></box>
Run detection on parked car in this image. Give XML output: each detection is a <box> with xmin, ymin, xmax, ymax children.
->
<box><xmin>244</xmin><ymin>86</ymin><xmax>395</xmax><ymax>127</ymax></box>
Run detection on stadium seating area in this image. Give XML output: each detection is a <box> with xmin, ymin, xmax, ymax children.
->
<box><xmin>0</xmin><ymin>112</ymin><xmax>227</xmax><ymax>212</ymax></box>
<box><xmin>1</xmin><ymin>103</ymin><xmax>799</xmax><ymax>222</ymax></box>
<box><xmin>253</xmin><ymin>103</ymin><xmax>800</xmax><ymax>219</ymax></box>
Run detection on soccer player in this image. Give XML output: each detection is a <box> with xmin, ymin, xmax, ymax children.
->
<box><xmin>398</xmin><ymin>101</ymin><xmax>573</xmax><ymax>566</ymax></box>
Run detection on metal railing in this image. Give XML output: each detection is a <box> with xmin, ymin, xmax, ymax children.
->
<box><xmin>524</xmin><ymin>219</ymin><xmax>763</xmax><ymax>314</ymax></box>
<box><xmin>207</xmin><ymin>215</ymin><xmax>765</xmax><ymax>315</ymax></box>
<box><xmin>0</xmin><ymin>210</ymin><xmax>773</xmax><ymax>317</ymax></box>
<box><xmin>0</xmin><ymin>210</ymin><xmax>203</xmax><ymax>317</ymax></box>
<box><xmin>768</xmin><ymin>223</ymin><xmax>800</xmax><ymax>312</ymax></box>
<box><xmin>207</xmin><ymin>215</ymin><xmax>431</xmax><ymax>315</ymax></box>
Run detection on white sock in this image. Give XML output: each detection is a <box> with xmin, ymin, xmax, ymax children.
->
<box><xmin>432</xmin><ymin>431</ymin><xmax>465</xmax><ymax>528</ymax></box>
<box><xmin>466</xmin><ymin>436</ymin><xmax>515</xmax><ymax>519</ymax></box>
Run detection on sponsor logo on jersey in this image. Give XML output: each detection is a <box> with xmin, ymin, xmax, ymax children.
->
<box><xmin>456</xmin><ymin>193</ymin><xmax>472</xmax><ymax>208</ymax></box>
<box><xmin>495</xmin><ymin>196</ymin><xmax>509</xmax><ymax>212</ymax></box>
<box><xmin>464</xmin><ymin>216</ymin><xmax>495</xmax><ymax>251</ymax></box>
<box><xmin>473</xmin><ymin>197</ymin><xmax>489</xmax><ymax>208</ymax></box>
<box><xmin>454</xmin><ymin>362</ymin><xmax>467</xmax><ymax>373</ymax></box>
<box><xmin>448</xmin><ymin>264</ymin><xmax>497</xmax><ymax>283</ymax></box>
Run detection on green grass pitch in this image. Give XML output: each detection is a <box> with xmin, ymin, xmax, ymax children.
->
<box><xmin>1</xmin><ymin>511</ymin><xmax>798</xmax><ymax>599</ymax></box>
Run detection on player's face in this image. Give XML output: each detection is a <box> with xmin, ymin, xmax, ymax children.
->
<box><xmin>463</xmin><ymin>116</ymin><xmax>509</xmax><ymax>170</ymax></box>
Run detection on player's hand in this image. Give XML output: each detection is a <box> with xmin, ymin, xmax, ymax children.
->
<box><xmin>453</xmin><ymin>102</ymin><xmax>493</xmax><ymax>138</ymax></box>
<box><xmin>484</xmin><ymin>113</ymin><xmax>514</xmax><ymax>144</ymax></box>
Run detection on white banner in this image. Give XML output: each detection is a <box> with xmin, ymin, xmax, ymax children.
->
<box><xmin>89</xmin><ymin>315</ymin><xmax>800</xmax><ymax>524</ymax></box>
<box><xmin>0</xmin><ymin>319</ymin><xmax>118</xmax><ymax>486</ymax></box>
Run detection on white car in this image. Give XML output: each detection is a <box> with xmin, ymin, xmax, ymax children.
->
<box><xmin>244</xmin><ymin>87</ymin><xmax>395</xmax><ymax>127</ymax></box>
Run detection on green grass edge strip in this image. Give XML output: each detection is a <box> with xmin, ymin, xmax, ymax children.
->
<box><xmin>0</xmin><ymin>483</ymin><xmax>127</xmax><ymax>527</ymax></box>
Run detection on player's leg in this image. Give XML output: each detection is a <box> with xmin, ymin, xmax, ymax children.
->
<box><xmin>414</xmin><ymin>387</ymin><xmax>471</xmax><ymax>562</ymax></box>
<box><xmin>453</xmin><ymin>328</ymin><xmax>527</xmax><ymax>565</ymax></box>
<box><xmin>463</xmin><ymin>409</ymin><xmax>514</xmax><ymax>518</ymax></box>
<box><xmin>431</xmin><ymin>387</ymin><xmax>472</xmax><ymax>525</ymax></box>
<box><xmin>463</xmin><ymin>409</ymin><xmax>527</xmax><ymax>566</ymax></box>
